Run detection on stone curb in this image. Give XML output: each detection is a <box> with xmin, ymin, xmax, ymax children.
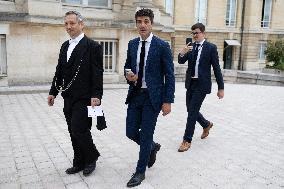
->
<box><xmin>0</xmin><ymin>83</ymin><xmax>129</xmax><ymax>95</ymax></box>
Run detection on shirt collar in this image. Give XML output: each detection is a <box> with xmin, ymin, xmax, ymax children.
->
<box><xmin>69</xmin><ymin>33</ymin><xmax>84</xmax><ymax>44</ymax></box>
<box><xmin>196</xmin><ymin>39</ymin><xmax>205</xmax><ymax>46</ymax></box>
<box><xmin>139</xmin><ymin>32</ymin><xmax>153</xmax><ymax>43</ymax></box>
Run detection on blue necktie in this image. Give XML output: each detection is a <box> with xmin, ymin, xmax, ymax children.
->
<box><xmin>191</xmin><ymin>44</ymin><xmax>200</xmax><ymax>77</ymax></box>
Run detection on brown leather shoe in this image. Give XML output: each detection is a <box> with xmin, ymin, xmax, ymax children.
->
<box><xmin>178</xmin><ymin>141</ymin><xmax>191</xmax><ymax>152</ymax></box>
<box><xmin>201</xmin><ymin>122</ymin><xmax>213</xmax><ymax>139</ymax></box>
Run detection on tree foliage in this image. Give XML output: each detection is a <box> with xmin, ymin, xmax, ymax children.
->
<box><xmin>265</xmin><ymin>39</ymin><xmax>284</xmax><ymax>67</ymax></box>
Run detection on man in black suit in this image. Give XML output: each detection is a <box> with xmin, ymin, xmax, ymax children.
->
<box><xmin>47</xmin><ymin>11</ymin><xmax>103</xmax><ymax>176</ymax></box>
<box><xmin>177</xmin><ymin>23</ymin><xmax>224</xmax><ymax>152</ymax></box>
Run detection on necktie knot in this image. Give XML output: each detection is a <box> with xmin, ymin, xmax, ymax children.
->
<box><xmin>195</xmin><ymin>44</ymin><xmax>200</xmax><ymax>50</ymax></box>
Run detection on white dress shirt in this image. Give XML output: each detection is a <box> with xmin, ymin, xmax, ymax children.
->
<box><xmin>136</xmin><ymin>32</ymin><xmax>153</xmax><ymax>88</ymax></box>
<box><xmin>193</xmin><ymin>39</ymin><xmax>205</xmax><ymax>78</ymax></box>
<box><xmin>67</xmin><ymin>33</ymin><xmax>84</xmax><ymax>62</ymax></box>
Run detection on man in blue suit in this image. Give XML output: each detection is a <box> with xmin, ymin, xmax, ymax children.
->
<box><xmin>124</xmin><ymin>8</ymin><xmax>175</xmax><ymax>187</ymax></box>
<box><xmin>177</xmin><ymin>23</ymin><xmax>224</xmax><ymax>152</ymax></box>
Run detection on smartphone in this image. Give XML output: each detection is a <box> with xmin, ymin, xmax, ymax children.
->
<box><xmin>186</xmin><ymin>37</ymin><xmax>192</xmax><ymax>45</ymax></box>
<box><xmin>125</xmin><ymin>69</ymin><xmax>133</xmax><ymax>74</ymax></box>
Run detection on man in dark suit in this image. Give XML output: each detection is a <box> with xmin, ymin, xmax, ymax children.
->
<box><xmin>47</xmin><ymin>11</ymin><xmax>103</xmax><ymax>176</ymax></box>
<box><xmin>124</xmin><ymin>8</ymin><xmax>175</xmax><ymax>187</ymax></box>
<box><xmin>177</xmin><ymin>23</ymin><xmax>224</xmax><ymax>152</ymax></box>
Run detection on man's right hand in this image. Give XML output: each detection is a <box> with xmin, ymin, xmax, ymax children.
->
<box><xmin>179</xmin><ymin>42</ymin><xmax>193</xmax><ymax>56</ymax></box>
<box><xmin>47</xmin><ymin>95</ymin><xmax>55</xmax><ymax>106</ymax></box>
<box><xmin>126</xmin><ymin>71</ymin><xmax>138</xmax><ymax>82</ymax></box>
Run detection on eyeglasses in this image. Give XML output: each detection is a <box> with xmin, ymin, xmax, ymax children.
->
<box><xmin>191</xmin><ymin>32</ymin><xmax>202</xmax><ymax>35</ymax></box>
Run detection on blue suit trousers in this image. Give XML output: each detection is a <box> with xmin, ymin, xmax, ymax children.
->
<box><xmin>184</xmin><ymin>80</ymin><xmax>210</xmax><ymax>142</ymax></box>
<box><xmin>126</xmin><ymin>90</ymin><xmax>160</xmax><ymax>173</ymax></box>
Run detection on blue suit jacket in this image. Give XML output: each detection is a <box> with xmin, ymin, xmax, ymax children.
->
<box><xmin>125</xmin><ymin>35</ymin><xmax>175</xmax><ymax>111</ymax></box>
<box><xmin>178</xmin><ymin>41</ymin><xmax>224</xmax><ymax>94</ymax></box>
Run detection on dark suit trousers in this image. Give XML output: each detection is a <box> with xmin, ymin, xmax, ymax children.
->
<box><xmin>126</xmin><ymin>90</ymin><xmax>160</xmax><ymax>173</ymax></box>
<box><xmin>184</xmin><ymin>80</ymin><xmax>210</xmax><ymax>142</ymax></box>
<box><xmin>63</xmin><ymin>97</ymin><xmax>100</xmax><ymax>167</ymax></box>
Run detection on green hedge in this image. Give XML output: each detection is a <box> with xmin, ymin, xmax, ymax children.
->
<box><xmin>265</xmin><ymin>40</ymin><xmax>284</xmax><ymax>70</ymax></box>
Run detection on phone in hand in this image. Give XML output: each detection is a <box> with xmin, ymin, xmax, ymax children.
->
<box><xmin>186</xmin><ymin>37</ymin><xmax>192</xmax><ymax>46</ymax></box>
<box><xmin>125</xmin><ymin>69</ymin><xmax>133</xmax><ymax>75</ymax></box>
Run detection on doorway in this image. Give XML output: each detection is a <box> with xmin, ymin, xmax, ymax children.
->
<box><xmin>223</xmin><ymin>42</ymin><xmax>233</xmax><ymax>69</ymax></box>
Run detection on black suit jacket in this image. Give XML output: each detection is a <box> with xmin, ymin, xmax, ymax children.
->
<box><xmin>49</xmin><ymin>35</ymin><xmax>103</xmax><ymax>101</ymax></box>
<box><xmin>178</xmin><ymin>41</ymin><xmax>224</xmax><ymax>94</ymax></box>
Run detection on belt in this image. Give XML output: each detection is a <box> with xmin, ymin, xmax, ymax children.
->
<box><xmin>136</xmin><ymin>88</ymin><xmax>148</xmax><ymax>93</ymax></box>
<box><xmin>191</xmin><ymin>77</ymin><xmax>198</xmax><ymax>81</ymax></box>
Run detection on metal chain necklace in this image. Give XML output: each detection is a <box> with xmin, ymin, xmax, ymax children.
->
<box><xmin>54</xmin><ymin>59</ymin><xmax>82</xmax><ymax>92</ymax></box>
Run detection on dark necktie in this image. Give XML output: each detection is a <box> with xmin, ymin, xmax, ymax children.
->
<box><xmin>136</xmin><ymin>41</ymin><xmax>146</xmax><ymax>89</ymax></box>
<box><xmin>191</xmin><ymin>44</ymin><xmax>200</xmax><ymax>77</ymax></box>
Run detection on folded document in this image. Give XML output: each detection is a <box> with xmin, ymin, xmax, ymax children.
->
<box><xmin>87</xmin><ymin>106</ymin><xmax>104</xmax><ymax>117</ymax></box>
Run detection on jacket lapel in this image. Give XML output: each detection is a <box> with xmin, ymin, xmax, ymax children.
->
<box><xmin>199</xmin><ymin>41</ymin><xmax>208</xmax><ymax>63</ymax></box>
<box><xmin>69</xmin><ymin>36</ymin><xmax>88</xmax><ymax>75</ymax></box>
<box><xmin>132</xmin><ymin>38</ymin><xmax>140</xmax><ymax>74</ymax></box>
<box><xmin>67</xmin><ymin>36</ymin><xmax>87</xmax><ymax>64</ymax></box>
<box><xmin>60</xmin><ymin>41</ymin><xmax>69</xmax><ymax>65</ymax></box>
<box><xmin>145</xmin><ymin>36</ymin><xmax>157</xmax><ymax>70</ymax></box>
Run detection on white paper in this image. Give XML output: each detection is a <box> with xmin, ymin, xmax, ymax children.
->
<box><xmin>87</xmin><ymin>106</ymin><xmax>103</xmax><ymax>117</ymax></box>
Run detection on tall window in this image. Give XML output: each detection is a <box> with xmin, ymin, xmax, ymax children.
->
<box><xmin>62</xmin><ymin>0</ymin><xmax>81</xmax><ymax>4</ymax></box>
<box><xmin>165</xmin><ymin>0</ymin><xmax>173</xmax><ymax>15</ymax></box>
<box><xmin>62</xmin><ymin>0</ymin><xmax>111</xmax><ymax>7</ymax></box>
<box><xmin>226</xmin><ymin>0</ymin><xmax>237</xmax><ymax>26</ymax></box>
<box><xmin>195</xmin><ymin>0</ymin><xmax>207</xmax><ymax>24</ymax></box>
<box><xmin>0</xmin><ymin>35</ymin><xmax>7</xmax><ymax>75</ymax></box>
<box><xmin>258</xmin><ymin>42</ymin><xmax>267</xmax><ymax>60</ymax></box>
<box><xmin>261</xmin><ymin>0</ymin><xmax>272</xmax><ymax>28</ymax></box>
<box><xmin>95</xmin><ymin>40</ymin><xmax>117</xmax><ymax>73</ymax></box>
<box><xmin>88</xmin><ymin>0</ymin><xmax>108</xmax><ymax>7</ymax></box>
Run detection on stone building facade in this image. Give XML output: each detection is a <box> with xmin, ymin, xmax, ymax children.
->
<box><xmin>0</xmin><ymin>0</ymin><xmax>283</xmax><ymax>86</ymax></box>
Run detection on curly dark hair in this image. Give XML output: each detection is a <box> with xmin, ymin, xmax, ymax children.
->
<box><xmin>135</xmin><ymin>8</ymin><xmax>154</xmax><ymax>24</ymax></box>
<box><xmin>191</xmin><ymin>23</ymin><xmax>205</xmax><ymax>32</ymax></box>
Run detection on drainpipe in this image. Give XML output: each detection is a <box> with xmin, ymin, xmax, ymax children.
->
<box><xmin>238</xmin><ymin>0</ymin><xmax>246</xmax><ymax>70</ymax></box>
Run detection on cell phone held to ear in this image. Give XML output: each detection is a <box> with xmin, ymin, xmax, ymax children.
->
<box><xmin>186</xmin><ymin>37</ymin><xmax>192</xmax><ymax>46</ymax></box>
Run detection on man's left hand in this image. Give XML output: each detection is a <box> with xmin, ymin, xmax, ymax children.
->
<box><xmin>217</xmin><ymin>89</ymin><xmax>224</xmax><ymax>99</ymax></box>
<box><xmin>91</xmin><ymin>98</ymin><xmax>100</xmax><ymax>107</ymax></box>
<box><xmin>162</xmin><ymin>103</ymin><xmax>171</xmax><ymax>116</ymax></box>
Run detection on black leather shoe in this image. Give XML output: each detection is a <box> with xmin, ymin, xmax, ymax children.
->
<box><xmin>148</xmin><ymin>143</ymin><xmax>161</xmax><ymax>168</ymax></box>
<box><xmin>127</xmin><ymin>172</ymin><xmax>145</xmax><ymax>188</ymax></box>
<box><xmin>65</xmin><ymin>166</ymin><xmax>84</xmax><ymax>174</ymax></box>
<box><xmin>83</xmin><ymin>161</ymin><xmax>97</xmax><ymax>176</ymax></box>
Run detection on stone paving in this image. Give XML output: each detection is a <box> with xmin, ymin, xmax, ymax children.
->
<box><xmin>0</xmin><ymin>82</ymin><xmax>284</xmax><ymax>189</ymax></box>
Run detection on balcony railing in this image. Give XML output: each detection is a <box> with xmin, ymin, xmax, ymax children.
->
<box><xmin>261</xmin><ymin>20</ymin><xmax>270</xmax><ymax>28</ymax></box>
<box><xmin>226</xmin><ymin>19</ymin><xmax>236</xmax><ymax>27</ymax></box>
<box><xmin>61</xmin><ymin>0</ymin><xmax>110</xmax><ymax>8</ymax></box>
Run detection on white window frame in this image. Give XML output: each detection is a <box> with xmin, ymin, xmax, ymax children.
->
<box><xmin>195</xmin><ymin>0</ymin><xmax>207</xmax><ymax>25</ymax></box>
<box><xmin>226</xmin><ymin>0</ymin><xmax>237</xmax><ymax>27</ymax></box>
<box><xmin>0</xmin><ymin>35</ymin><xmax>7</xmax><ymax>75</ymax></box>
<box><xmin>95</xmin><ymin>39</ymin><xmax>117</xmax><ymax>73</ymax></box>
<box><xmin>61</xmin><ymin>0</ymin><xmax>111</xmax><ymax>8</ymax></box>
<box><xmin>258</xmin><ymin>42</ymin><xmax>267</xmax><ymax>61</ymax></box>
<box><xmin>261</xmin><ymin>0</ymin><xmax>272</xmax><ymax>28</ymax></box>
<box><xmin>165</xmin><ymin>0</ymin><xmax>173</xmax><ymax>15</ymax></box>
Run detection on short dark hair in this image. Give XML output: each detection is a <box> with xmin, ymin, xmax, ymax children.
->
<box><xmin>191</xmin><ymin>23</ymin><xmax>205</xmax><ymax>32</ymax></box>
<box><xmin>65</xmin><ymin>10</ymin><xmax>83</xmax><ymax>22</ymax></box>
<box><xmin>135</xmin><ymin>8</ymin><xmax>154</xmax><ymax>24</ymax></box>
